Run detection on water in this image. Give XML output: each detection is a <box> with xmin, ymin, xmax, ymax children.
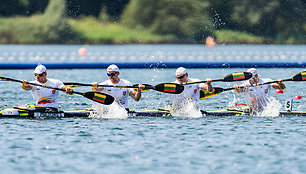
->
<box><xmin>0</xmin><ymin>45</ymin><xmax>305</xmax><ymax>173</ymax></box>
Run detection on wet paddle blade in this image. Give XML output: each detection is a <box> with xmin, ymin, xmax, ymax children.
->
<box><xmin>154</xmin><ymin>83</ymin><xmax>184</xmax><ymax>94</ymax></box>
<box><xmin>292</xmin><ymin>71</ymin><xmax>306</xmax><ymax>81</ymax></box>
<box><xmin>199</xmin><ymin>87</ymin><xmax>225</xmax><ymax>99</ymax></box>
<box><xmin>83</xmin><ymin>92</ymin><xmax>114</xmax><ymax>105</ymax></box>
<box><xmin>222</xmin><ymin>72</ymin><xmax>252</xmax><ymax>82</ymax></box>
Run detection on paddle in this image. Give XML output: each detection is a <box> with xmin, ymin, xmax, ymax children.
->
<box><xmin>199</xmin><ymin>71</ymin><xmax>306</xmax><ymax>99</ymax></box>
<box><xmin>63</xmin><ymin>82</ymin><xmax>184</xmax><ymax>94</ymax></box>
<box><xmin>200</xmin><ymin>87</ymin><xmax>233</xmax><ymax>99</ymax></box>
<box><xmin>257</xmin><ymin>71</ymin><xmax>306</xmax><ymax>85</ymax></box>
<box><xmin>185</xmin><ymin>72</ymin><xmax>253</xmax><ymax>85</ymax></box>
<box><xmin>0</xmin><ymin>76</ymin><xmax>115</xmax><ymax>105</ymax></box>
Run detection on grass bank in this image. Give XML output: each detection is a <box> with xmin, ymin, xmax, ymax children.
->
<box><xmin>0</xmin><ymin>16</ymin><xmax>267</xmax><ymax>44</ymax></box>
<box><xmin>68</xmin><ymin>17</ymin><xmax>178</xmax><ymax>44</ymax></box>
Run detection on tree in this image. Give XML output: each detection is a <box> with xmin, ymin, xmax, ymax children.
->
<box><xmin>122</xmin><ymin>0</ymin><xmax>214</xmax><ymax>42</ymax></box>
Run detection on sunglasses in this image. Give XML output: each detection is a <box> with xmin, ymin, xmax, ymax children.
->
<box><xmin>176</xmin><ymin>74</ymin><xmax>186</xmax><ymax>79</ymax></box>
<box><xmin>34</xmin><ymin>73</ymin><xmax>45</xmax><ymax>77</ymax></box>
<box><xmin>107</xmin><ymin>72</ymin><xmax>117</xmax><ymax>77</ymax></box>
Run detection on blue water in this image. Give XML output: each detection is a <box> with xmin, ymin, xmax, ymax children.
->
<box><xmin>0</xmin><ymin>68</ymin><xmax>305</xmax><ymax>174</ymax></box>
<box><xmin>0</xmin><ymin>45</ymin><xmax>305</xmax><ymax>173</ymax></box>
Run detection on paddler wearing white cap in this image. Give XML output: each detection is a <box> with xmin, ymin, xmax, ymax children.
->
<box><xmin>233</xmin><ymin>68</ymin><xmax>286</xmax><ymax>112</ymax></box>
<box><xmin>171</xmin><ymin>67</ymin><xmax>213</xmax><ymax>108</ymax></box>
<box><xmin>21</xmin><ymin>64</ymin><xmax>73</xmax><ymax>109</ymax></box>
<box><xmin>92</xmin><ymin>64</ymin><xmax>145</xmax><ymax>111</ymax></box>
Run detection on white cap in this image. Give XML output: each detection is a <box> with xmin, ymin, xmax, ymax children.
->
<box><xmin>107</xmin><ymin>64</ymin><xmax>119</xmax><ymax>72</ymax></box>
<box><xmin>247</xmin><ymin>68</ymin><xmax>258</xmax><ymax>76</ymax></box>
<box><xmin>175</xmin><ymin>67</ymin><xmax>187</xmax><ymax>76</ymax></box>
<box><xmin>33</xmin><ymin>65</ymin><xmax>47</xmax><ymax>74</ymax></box>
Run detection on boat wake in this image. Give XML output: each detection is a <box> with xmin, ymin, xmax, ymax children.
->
<box><xmin>89</xmin><ymin>102</ymin><xmax>128</xmax><ymax>119</ymax></box>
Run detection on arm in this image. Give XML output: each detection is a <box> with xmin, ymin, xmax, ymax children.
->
<box><xmin>129</xmin><ymin>84</ymin><xmax>145</xmax><ymax>101</ymax></box>
<box><xmin>21</xmin><ymin>80</ymin><xmax>33</xmax><ymax>91</ymax></box>
<box><xmin>61</xmin><ymin>85</ymin><xmax>73</xmax><ymax>94</ymax></box>
<box><xmin>200</xmin><ymin>78</ymin><xmax>213</xmax><ymax>92</ymax></box>
<box><xmin>272</xmin><ymin>78</ymin><xmax>286</xmax><ymax>90</ymax></box>
<box><xmin>92</xmin><ymin>82</ymin><xmax>104</xmax><ymax>92</ymax></box>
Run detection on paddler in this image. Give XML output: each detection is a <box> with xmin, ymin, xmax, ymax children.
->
<box><xmin>92</xmin><ymin>64</ymin><xmax>145</xmax><ymax>111</ymax></box>
<box><xmin>233</xmin><ymin>68</ymin><xmax>286</xmax><ymax>113</ymax></box>
<box><xmin>21</xmin><ymin>64</ymin><xmax>73</xmax><ymax>109</ymax></box>
<box><xmin>171</xmin><ymin>67</ymin><xmax>213</xmax><ymax>109</ymax></box>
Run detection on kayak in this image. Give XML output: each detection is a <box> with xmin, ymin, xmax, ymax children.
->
<box><xmin>0</xmin><ymin>106</ymin><xmax>305</xmax><ymax>118</ymax></box>
<box><xmin>0</xmin><ymin>108</ymin><xmax>171</xmax><ymax>118</ymax></box>
<box><xmin>203</xmin><ymin>110</ymin><xmax>306</xmax><ymax>116</ymax></box>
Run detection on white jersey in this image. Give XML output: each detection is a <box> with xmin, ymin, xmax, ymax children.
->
<box><xmin>30</xmin><ymin>78</ymin><xmax>64</xmax><ymax>108</ymax></box>
<box><xmin>172</xmin><ymin>78</ymin><xmax>202</xmax><ymax>107</ymax></box>
<box><xmin>240</xmin><ymin>78</ymin><xmax>273</xmax><ymax>110</ymax></box>
<box><xmin>100</xmin><ymin>79</ymin><xmax>134</xmax><ymax>109</ymax></box>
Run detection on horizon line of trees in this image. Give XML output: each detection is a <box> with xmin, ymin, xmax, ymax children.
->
<box><xmin>0</xmin><ymin>0</ymin><xmax>305</xmax><ymax>44</ymax></box>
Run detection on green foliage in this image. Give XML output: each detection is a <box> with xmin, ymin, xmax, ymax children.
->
<box><xmin>34</xmin><ymin>0</ymin><xmax>74</xmax><ymax>43</ymax></box>
<box><xmin>0</xmin><ymin>0</ymin><xmax>49</xmax><ymax>16</ymax></box>
<box><xmin>122</xmin><ymin>0</ymin><xmax>215</xmax><ymax>43</ymax></box>
<box><xmin>215</xmin><ymin>30</ymin><xmax>265</xmax><ymax>44</ymax></box>
<box><xmin>69</xmin><ymin>17</ymin><xmax>177</xmax><ymax>44</ymax></box>
<box><xmin>1</xmin><ymin>0</ymin><xmax>305</xmax><ymax>44</ymax></box>
<box><xmin>0</xmin><ymin>0</ymin><xmax>75</xmax><ymax>44</ymax></box>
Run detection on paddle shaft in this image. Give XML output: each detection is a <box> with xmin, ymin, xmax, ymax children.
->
<box><xmin>64</xmin><ymin>82</ymin><xmax>153</xmax><ymax>89</ymax></box>
<box><xmin>185</xmin><ymin>78</ymin><xmax>223</xmax><ymax>84</ymax></box>
<box><xmin>185</xmin><ymin>72</ymin><xmax>253</xmax><ymax>85</ymax></box>
<box><xmin>203</xmin><ymin>79</ymin><xmax>290</xmax><ymax>97</ymax></box>
<box><xmin>2</xmin><ymin>76</ymin><xmax>84</xmax><ymax>95</ymax></box>
<box><xmin>257</xmin><ymin>78</ymin><xmax>292</xmax><ymax>85</ymax></box>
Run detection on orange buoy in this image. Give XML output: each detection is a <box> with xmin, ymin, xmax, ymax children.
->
<box><xmin>276</xmin><ymin>89</ymin><xmax>284</xmax><ymax>93</ymax></box>
<box><xmin>205</xmin><ymin>36</ymin><xmax>216</xmax><ymax>47</ymax></box>
<box><xmin>294</xmin><ymin>95</ymin><xmax>302</xmax><ymax>99</ymax></box>
<box><xmin>78</xmin><ymin>47</ymin><xmax>87</xmax><ymax>56</ymax></box>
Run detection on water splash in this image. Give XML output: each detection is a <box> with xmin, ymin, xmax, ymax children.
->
<box><xmin>89</xmin><ymin>102</ymin><xmax>128</xmax><ymax>119</ymax></box>
<box><xmin>257</xmin><ymin>97</ymin><xmax>282</xmax><ymax>117</ymax></box>
<box><xmin>171</xmin><ymin>101</ymin><xmax>202</xmax><ymax>118</ymax></box>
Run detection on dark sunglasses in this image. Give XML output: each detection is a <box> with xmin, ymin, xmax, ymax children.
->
<box><xmin>34</xmin><ymin>73</ymin><xmax>45</xmax><ymax>77</ymax></box>
<box><xmin>176</xmin><ymin>74</ymin><xmax>186</xmax><ymax>79</ymax></box>
<box><xmin>107</xmin><ymin>72</ymin><xmax>117</xmax><ymax>77</ymax></box>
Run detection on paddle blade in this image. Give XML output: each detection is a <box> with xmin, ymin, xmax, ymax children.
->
<box><xmin>222</xmin><ymin>72</ymin><xmax>252</xmax><ymax>82</ymax></box>
<box><xmin>64</xmin><ymin>82</ymin><xmax>87</xmax><ymax>87</ymax></box>
<box><xmin>83</xmin><ymin>92</ymin><xmax>114</xmax><ymax>105</ymax></box>
<box><xmin>154</xmin><ymin>83</ymin><xmax>184</xmax><ymax>94</ymax></box>
<box><xmin>133</xmin><ymin>84</ymin><xmax>153</xmax><ymax>92</ymax></box>
<box><xmin>292</xmin><ymin>71</ymin><xmax>306</xmax><ymax>81</ymax></box>
<box><xmin>199</xmin><ymin>87</ymin><xmax>225</xmax><ymax>99</ymax></box>
<box><xmin>0</xmin><ymin>76</ymin><xmax>11</xmax><ymax>81</ymax></box>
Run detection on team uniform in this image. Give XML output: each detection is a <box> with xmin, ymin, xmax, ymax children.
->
<box><xmin>99</xmin><ymin>79</ymin><xmax>133</xmax><ymax>109</ymax></box>
<box><xmin>30</xmin><ymin>78</ymin><xmax>64</xmax><ymax>108</ymax></box>
<box><xmin>172</xmin><ymin>78</ymin><xmax>202</xmax><ymax>108</ymax></box>
<box><xmin>240</xmin><ymin>78</ymin><xmax>273</xmax><ymax>111</ymax></box>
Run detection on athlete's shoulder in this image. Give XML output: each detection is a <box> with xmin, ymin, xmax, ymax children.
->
<box><xmin>120</xmin><ymin>79</ymin><xmax>132</xmax><ymax>85</ymax></box>
<box><xmin>48</xmin><ymin>78</ymin><xmax>62</xmax><ymax>83</ymax></box>
<box><xmin>101</xmin><ymin>79</ymin><xmax>110</xmax><ymax>84</ymax></box>
<box><xmin>261</xmin><ymin>78</ymin><xmax>273</xmax><ymax>83</ymax></box>
<box><xmin>189</xmin><ymin>78</ymin><xmax>201</xmax><ymax>82</ymax></box>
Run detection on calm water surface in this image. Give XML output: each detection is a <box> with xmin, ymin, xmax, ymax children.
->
<box><xmin>0</xmin><ymin>67</ymin><xmax>305</xmax><ymax>173</ymax></box>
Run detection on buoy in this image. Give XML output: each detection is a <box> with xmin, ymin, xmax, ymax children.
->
<box><xmin>276</xmin><ymin>89</ymin><xmax>284</xmax><ymax>93</ymax></box>
<box><xmin>294</xmin><ymin>95</ymin><xmax>302</xmax><ymax>99</ymax></box>
<box><xmin>205</xmin><ymin>36</ymin><xmax>216</xmax><ymax>47</ymax></box>
<box><xmin>78</xmin><ymin>47</ymin><xmax>87</xmax><ymax>56</ymax></box>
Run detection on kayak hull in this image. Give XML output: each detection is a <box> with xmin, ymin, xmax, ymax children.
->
<box><xmin>1</xmin><ymin>108</ymin><xmax>305</xmax><ymax>118</ymax></box>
